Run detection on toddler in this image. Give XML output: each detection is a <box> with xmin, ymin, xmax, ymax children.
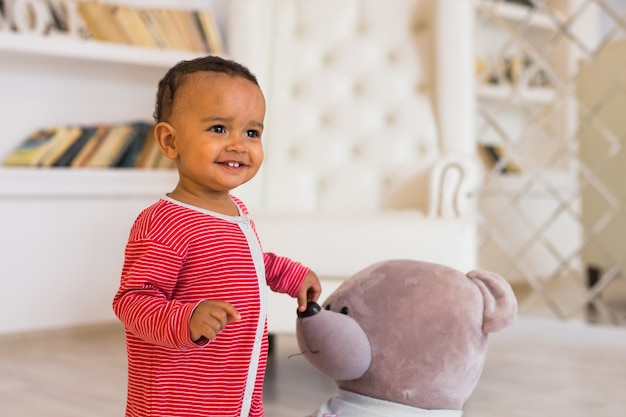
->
<box><xmin>113</xmin><ymin>55</ymin><xmax>321</xmax><ymax>417</ymax></box>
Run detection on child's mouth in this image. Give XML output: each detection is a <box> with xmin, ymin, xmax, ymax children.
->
<box><xmin>219</xmin><ymin>161</ymin><xmax>246</xmax><ymax>169</ymax></box>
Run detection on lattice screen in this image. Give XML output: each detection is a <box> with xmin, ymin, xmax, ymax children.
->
<box><xmin>475</xmin><ymin>0</ymin><xmax>626</xmax><ymax>325</ymax></box>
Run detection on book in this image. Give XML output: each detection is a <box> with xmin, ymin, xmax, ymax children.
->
<box><xmin>52</xmin><ymin>126</ymin><xmax>99</xmax><ymax>167</ymax></box>
<box><xmin>477</xmin><ymin>144</ymin><xmax>523</xmax><ymax>174</ymax></box>
<box><xmin>477</xmin><ymin>143</ymin><xmax>496</xmax><ymax>170</ymax></box>
<box><xmin>70</xmin><ymin>125</ymin><xmax>111</xmax><ymax>167</ymax></box>
<box><xmin>39</xmin><ymin>125</ymin><xmax>84</xmax><ymax>167</ymax></box>
<box><xmin>150</xmin><ymin>8</ymin><xmax>190</xmax><ymax>51</ymax></box>
<box><xmin>111</xmin><ymin>5</ymin><xmax>160</xmax><ymax>49</ymax></box>
<box><xmin>115</xmin><ymin>121</ymin><xmax>153</xmax><ymax>167</ymax></box>
<box><xmin>3</xmin><ymin>127</ymin><xmax>63</xmax><ymax>166</ymax></box>
<box><xmin>136</xmin><ymin>8</ymin><xmax>167</xmax><ymax>49</ymax></box>
<box><xmin>134</xmin><ymin>126</ymin><xmax>160</xmax><ymax>168</ymax></box>
<box><xmin>115</xmin><ymin>132</ymin><xmax>144</xmax><ymax>167</ymax></box>
<box><xmin>194</xmin><ymin>10</ymin><xmax>224</xmax><ymax>54</ymax></box>
<box><xmin>6</xmin><ymin>122</ymin><xmax>163</xmax><ymax>169</ymax></box>
<box><xmin>83</xmin><ymin>123</ymin><xmax>135</xmax><ymax>168</ymax></box>
<box><xmin>170</xmin><ymin>9</ymin><xmax>207</xmax><ymax>52</ymax></box>
<box><xmin>76</xmin><ymin>1</ymin><xmax>130</xmax><ymax>44</ymax></box>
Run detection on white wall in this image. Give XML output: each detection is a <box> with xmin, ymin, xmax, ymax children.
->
<box><xmin>1</xmin><ymin>197</ymin><xmax>153</xmax><ymax>333</ymax></box>
<box><xmin>0</xmin><ymin>36</ymin><xmax>189</xmax><ymax>334</ymax></box>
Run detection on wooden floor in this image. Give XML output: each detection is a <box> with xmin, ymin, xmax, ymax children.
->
<box><xmin>1</xmin><ymin>316</ymin><xmax>625</xmax><ymax>417</ymax></box>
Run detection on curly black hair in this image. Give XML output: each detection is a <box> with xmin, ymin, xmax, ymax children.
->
<box><xmin>153</xmin><ymin>55</ymin><xmax>259</xmax><ymax>123</ymax></box>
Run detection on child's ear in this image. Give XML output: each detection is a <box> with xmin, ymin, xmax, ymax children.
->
<box><xmin>154</xmin><ymin>122</ymin><xmax>179</xmax><ymax>159</ymax></box>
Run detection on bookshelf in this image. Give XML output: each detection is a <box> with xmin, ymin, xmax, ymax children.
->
<box><xmin>476</xmin><ymin>84</ymin><xmax>557</xmax><ymax>105</ymax></box>
<box><xmin>0</xmin><ymin>39</ymin><xmax>186</xmax><ymax>196</ymax></box>
<box><xmin>473</xmin><ymin>0</ymin><xmax>585</xmax><ymax>282</ymax></box>
<box><xmin>0</xmin><ymin>0</ymin><xmax>220</xmax><ymax>189</ymax></box>
<box><xmin>474</xmin><ymin>0</ymin><xmax>578</xmax><ymax>186</ymax></box>
<box><xmin>474</xmin><ymin>0</ymin><xmax>561</xmax><ymax>31</ymax></box>
<box><xmin>0</xmin><ymin>167</ymin><xmax>177</xmax><ymax>197</ymax></box>
<box><xmin>0</xmin><ymin>31</ymin><xmax>199</xmax><ymax>67</ymax></box>
<box><xmin>0</xmin><ymin>0</ymin><xmax>227</xmax><ymax>334</ymax></box>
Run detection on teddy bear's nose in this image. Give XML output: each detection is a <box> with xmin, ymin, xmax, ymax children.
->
<box><xmin>297</xmin><ymin>301</ymin><xmax>321</xmax><ymax>318</ymax></box>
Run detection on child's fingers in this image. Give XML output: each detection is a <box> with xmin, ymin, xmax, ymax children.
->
<box><xmin>297</xmin><ymin>292</ymin><xmax>311</xmax><ymax>312</ymax></box>
<box><xmin>308</xmin><ymin>283</ymin><xmax>322</xmax><ymax>303</ymax></box>
<box><xmin>209</xmin><ymin>302</ymin><xmax>241</xmax><ymax>329</ymax></box>
<box><xmin>191</xmin><ymin>300</ymin><xmax>241</xmax><ymax>341</ymax></box>
<box><xmin>221</xmin><ymin>302</ymin><xmax>242</xmax><ymax>323</ymax></box>
<box><xmin>296</xmin><ymin>273</ymin><xmax>322</xmax><ymax>312</ymax></box>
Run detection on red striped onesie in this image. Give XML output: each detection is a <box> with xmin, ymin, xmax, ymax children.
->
<box><xmin>112</xmin><ymin>196</ymin><xmax>309</xmax><ymax>416</ymax></box>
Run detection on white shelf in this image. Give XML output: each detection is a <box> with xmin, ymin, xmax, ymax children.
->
<box><xmin>480</xmin><ymin>170</ymin><xmax>577</xmax><ymax>196</ymax></box>
<box><xmin>474</xmin><ymin>1</ymin><xmax>560</xmax><ymax>31</ymax></box>
<box><xmin>477</xmin><ymin>84</ymin><xmax>556</xmax><ymax>105</ymax></box>
<box><xmin>0</xmin><ymin>31</ymin><xmax>204</xmax><ymax>68</ymax></box>
<box><xmin>0</xmin><ymin>167</ymin><xmax>178</xmax><ymax>198</ymax></box>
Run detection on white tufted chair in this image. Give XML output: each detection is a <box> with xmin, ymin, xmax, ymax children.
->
<box><xmin>229</xmin><ymin>0</ymin><xmax>480</xmax><ymax>333</ymax></box>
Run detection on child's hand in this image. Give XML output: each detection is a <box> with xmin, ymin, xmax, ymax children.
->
<box><xmin>190</xmin><ymin>300</ymin><xmax>241</xmax><ymax>342</ymax></box>
<box><xmin>296</xmin><ymin>270</ymin><xmax>322</xmax><ymax>312</ymax></box>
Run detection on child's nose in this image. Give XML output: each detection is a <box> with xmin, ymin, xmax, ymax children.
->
<box><xmin>225</xmin><ymin>136</ymin><xmax>246</xmax><ymax>152</ymax></box>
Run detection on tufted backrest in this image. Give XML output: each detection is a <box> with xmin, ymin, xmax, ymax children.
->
<box><xmin>251</xmin><ymin>0</ymin><xmax>440</xmax><ymax>214</ymax></box>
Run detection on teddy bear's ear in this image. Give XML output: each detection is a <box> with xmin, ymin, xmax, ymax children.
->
<box><xmin>467</xmin><ymin>270</ymin><xmax>518</xmax><ymax>333</ymax></box>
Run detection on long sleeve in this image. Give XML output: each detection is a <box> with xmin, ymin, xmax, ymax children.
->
<box><xmin>264</xmin><ymin>251</ymin><xmax>310</xmax><ymax>297</ymax></box>
<box><xmin>113</xmin><ymin>198</ymin><xmax>269</xmax><ymax>417</ymax></box>
<box><xmin>112</xmin><ymin>239</ymin><xmax>200</xmax><ymax>350</ymax></box>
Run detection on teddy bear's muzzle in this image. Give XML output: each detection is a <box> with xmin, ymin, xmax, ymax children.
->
<box><xmin>295</xmin><ymin>302</ymin><xmax>372</xmax><ymax>381</ymax></box>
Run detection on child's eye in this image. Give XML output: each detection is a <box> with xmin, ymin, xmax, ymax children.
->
<box><xmin>209</xmin><ymin>125</ymin><xmax>225</xmax><ymax>134</ymax></box>
<box><xmin>246</xmin><ymin>130</ymin><xmax>260</xmax><ymax>138</ymax></box>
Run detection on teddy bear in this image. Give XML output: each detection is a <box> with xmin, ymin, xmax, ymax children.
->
<box><xmin>296</xmin><ymin>259</ymin><xmax>518</xmax><ymax>417</ymax></box>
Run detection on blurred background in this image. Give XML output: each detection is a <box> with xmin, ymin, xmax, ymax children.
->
<box><xmin>1</xmin><ymin>1</ymin><xmax>626</xmax><ymax>416</ymax></box>
<box><xmin>1</xmin><ymin>0</ymin><xmax>626</xmax><ymax>337</ymax></box>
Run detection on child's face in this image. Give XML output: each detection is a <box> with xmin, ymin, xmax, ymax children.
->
<box><xmin>161</xmin><ymin>71</ymin><xmax>265</xmax><ymax>197</ymax></box>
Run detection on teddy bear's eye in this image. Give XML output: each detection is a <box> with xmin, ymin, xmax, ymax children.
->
<box><xmin>325</xmin><ymin>304</ymin><xmax>331</xmax><ymax>310</ymax></box>
<box><xmin>340</xmin><ymin>306</ymin><xmax>349</xmax><ymax>315</ymax></box>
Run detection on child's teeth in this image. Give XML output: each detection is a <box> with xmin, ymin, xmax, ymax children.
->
<box><xmin>228</xmin><ymin>162</ymin><xmax>240</xmax><ymax>167</ymax></box>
